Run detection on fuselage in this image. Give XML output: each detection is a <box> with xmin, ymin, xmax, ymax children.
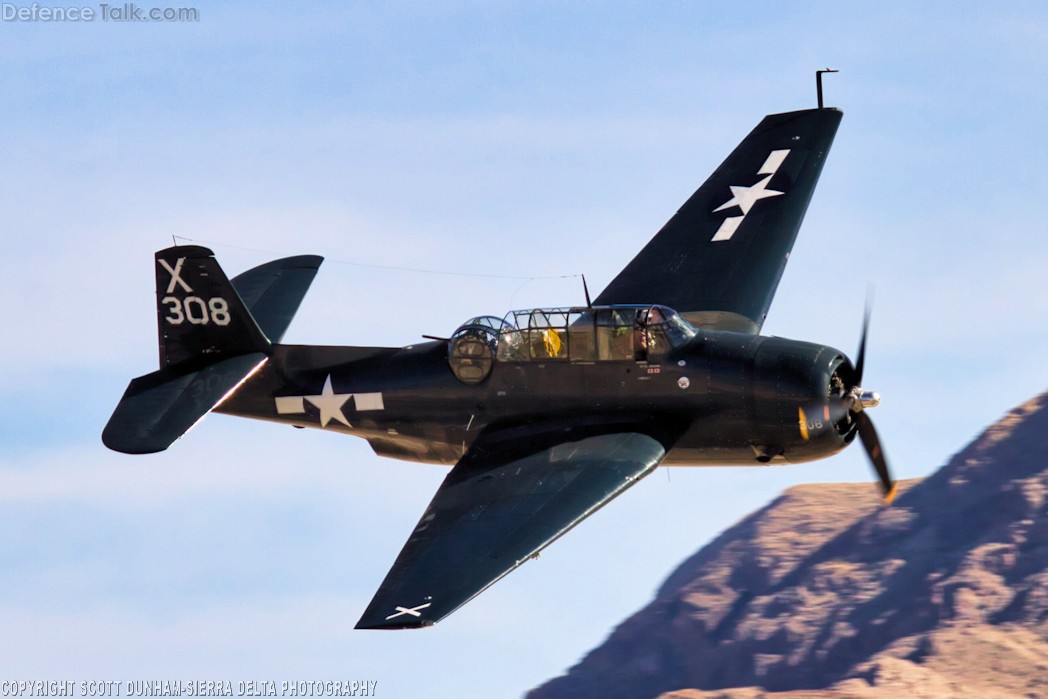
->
<box><xmin>216</xmin><ymin>320</ymin><xmax>859</xmax><ymax>469</ymax></box>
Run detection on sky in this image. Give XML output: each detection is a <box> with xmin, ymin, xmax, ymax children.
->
<box><xmin>2</xmin><ymin>1</ymin><xmax>1048</xmax><ymax>696</ymax></box>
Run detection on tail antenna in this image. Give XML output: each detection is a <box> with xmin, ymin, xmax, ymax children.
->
<box><xmin>816</xmin><ymin>68</ymin><xmax>839</xmax><ymax>109</ymax></box>
<box><xmin>581</xmin><ymin>274</ymin><xmax>593</xmax><ymax>309</ymax></box>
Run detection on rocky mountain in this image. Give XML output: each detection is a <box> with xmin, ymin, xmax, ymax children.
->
<box><xmin>530</xmin><ymin>394</ymin><xmax>1048</xmax><ymax>698</ymax></box>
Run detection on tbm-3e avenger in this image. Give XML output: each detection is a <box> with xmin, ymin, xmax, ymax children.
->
<box><xmin>104</xmin><ymin>99</ymin><xmax>893</xmax><ymax>630</ymax></box>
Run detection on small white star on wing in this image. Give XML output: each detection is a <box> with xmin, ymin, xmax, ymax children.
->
<box><xmin>713</xmin><ymin>174</ymin><xmax>784</xmax><ymax>215</ymax></box>
<box><xmin>304</xmin><ymin>374</ymin><xmax>352</xmax><ymax>427</ymax></box>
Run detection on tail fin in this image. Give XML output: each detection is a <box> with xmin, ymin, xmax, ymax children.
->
<box><xmin>155</xmin><ymin>245</ymin><xmax>269</xmax><ymax>366</ymax></box>
<box><xmin>103</xmin><ymin>246</ymin><xmax>323</xmax><ymax>454</ymax></box>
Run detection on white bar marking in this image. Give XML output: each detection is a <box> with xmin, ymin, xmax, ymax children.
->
<box><xmin>275</xmin><ymin>396</ymin><xmax>306</xmax><ymax>414</ymax></box>
<box><xmin>758</xmin><ymin>149</ymin><xmax>790</xmax><ymax>175</ymax></box>
<box><xmin>711</xmin><ymin>216</ymin><xmax>744</xmax><ymax>242</ymax></box>
<box><xmin>354</xmin><ymin>392</ymin><xmax>385</xmax><ymax>411</ymax></box>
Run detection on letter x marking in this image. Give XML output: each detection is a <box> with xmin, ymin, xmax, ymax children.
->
<box><xmin>385</xmin><ymin>602</ymin><xmax>432</xmax><ymax>620</ymax></box>
<box><xmin>158</xmin><ymin>257</ymin><xmax>193</xmax><ymax>294</ymax></box>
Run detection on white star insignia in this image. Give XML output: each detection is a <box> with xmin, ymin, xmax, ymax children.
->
<box><xmin>713</xmin><ymin>174</ymin><xmax>784</xmax><ymax>215</ymax></box>
<box><xmin>304</xmin><ymin>374</ymin><xmax>352</xmax><ymax>427</ymax></box>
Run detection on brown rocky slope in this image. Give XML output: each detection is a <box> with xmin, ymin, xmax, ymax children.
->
<box><xmin>529</xmin><ymin>393</ymin><xmax>1048</xmax><ymax>698</ymax></box>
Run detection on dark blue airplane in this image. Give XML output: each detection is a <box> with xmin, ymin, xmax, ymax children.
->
<box><xmin>104</xmin><ymin>102</ymin><xmax>892</xmax><ymax>629</ymax></box>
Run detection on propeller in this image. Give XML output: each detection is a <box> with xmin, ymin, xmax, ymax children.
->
<box><xmin>799</xmin><ymin>296</ymin><xmax>896</xmax><ymax>503</ymax></box>
<box><xmin>845</xmin><ymin>299</ymin><xmax>897</xmax><ymax>504</ymax></box>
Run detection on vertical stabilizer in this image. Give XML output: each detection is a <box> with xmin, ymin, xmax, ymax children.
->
<box><xmin>154</xmin><ymin>245</ymin><xmax>269</xmax><ymax>366</ymax></box>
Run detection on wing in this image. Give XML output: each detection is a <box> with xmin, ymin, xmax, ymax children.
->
<box><xmin>356</xmin><ymin>428</ymin><xmax>669</xmax><ymax>629</ymax></box>
<box><xmin>595</xmin><ymin>108</ymin><xmax>843</xmax><ymax>334</ymax></box>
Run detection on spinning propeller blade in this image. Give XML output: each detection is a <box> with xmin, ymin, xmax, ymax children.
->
<box><xmin>854</xmin><ymin>301</ymin><xmax>870</xmax><ymax>387</ymax></box>
<box><xmin>856</xmin><ymin>411</ymin><xmax>896</xmax><ymax>503</ymax></box>
<box><xmin>845</xmin><ymin>296</ymin><xmax>896</xmax><ymax>503</ymax></box>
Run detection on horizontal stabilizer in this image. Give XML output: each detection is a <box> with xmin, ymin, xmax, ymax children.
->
<box><xmin>230</xmin><ymin>255</ymin><xmax>323</xmax><ymax>344</ymax></box>
<box><xmin>102</xmin><ymin>352</ymin><xmax>267</xmax><ymax>454</ymax></box>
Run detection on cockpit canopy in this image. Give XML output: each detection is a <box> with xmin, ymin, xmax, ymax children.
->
<box><xmin>497</xmin><ymin>305</ymin><xmax>695</xmax><ymax>362</ymax></box>
<box><xmin>448</xmin><ymin>306</ymin><xmax>696</xmax><ymax>383</ymax></box>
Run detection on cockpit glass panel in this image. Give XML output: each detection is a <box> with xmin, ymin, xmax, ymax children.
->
<box><xmin>464</xmin><ymin>315</ymin><xmax>512</xmax><ymax>332</ymax></box>
<box><xmin>496</xmin><ymin>329</ymin><xmax>526</xmax><ymax>362</ymax></box>
<box><xmin>567</xmin><ymin>310</ymin><xmax>596</xmax><ymax>361</ymax></box>
<box><xmin>640</xmin><ymin>305</ymin><xmax>696</xmax><ymax>356</ymax></box>
<box><xmin>594</xmin><ymin>308</ymin><xmax>636</xmax><ymax>360</ymax></box>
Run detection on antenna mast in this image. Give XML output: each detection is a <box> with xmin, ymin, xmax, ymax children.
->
<box><xmin>816</xmin><ymin>68</ymin><xmax>838</xmax><ymax>109</ymax></box>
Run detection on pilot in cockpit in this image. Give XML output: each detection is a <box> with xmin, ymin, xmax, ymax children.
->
<box><xmin>637</xmin><ymin>307</ymin><xmax>666</xmax><ymax>359</ymax></box>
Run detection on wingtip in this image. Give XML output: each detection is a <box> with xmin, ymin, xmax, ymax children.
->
<box><xmin>355</xmin><ymin>599</ymin><xmax>439</xmax><ymax>630</ymax></box>
<box><xmin>354</xmin><ymin>616</ymin><xmax>436</xmax><ymax>631</ymax></box>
